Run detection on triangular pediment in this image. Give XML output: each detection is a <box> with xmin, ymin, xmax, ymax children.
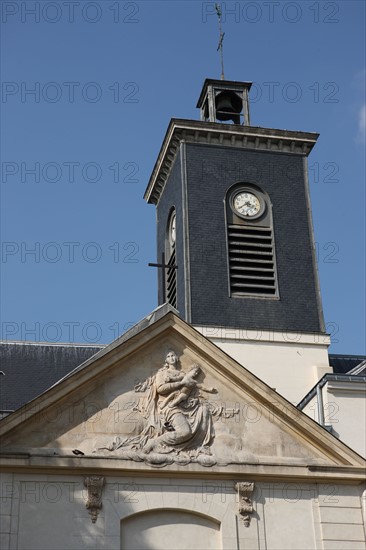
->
<box><xmin>1</xmin><ymin>310</ymin><xmax>365</xmax><ymax>478</ymax></box>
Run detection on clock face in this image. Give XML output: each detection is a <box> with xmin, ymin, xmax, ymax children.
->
<box><xmin>170</xmin><ymin>213</ymin><xmax>176</xmax><ymax>244</ymax></box>
<box><xmin>233</xmin><ymin>191</ymin><xmax>262</xmax><ymax>217</ymax></box>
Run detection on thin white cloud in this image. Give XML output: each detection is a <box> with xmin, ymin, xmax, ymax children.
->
<box><xmin>357</xmin><ymin>104</ymin><xmax>366</xmax><ymax>143</ymax></box>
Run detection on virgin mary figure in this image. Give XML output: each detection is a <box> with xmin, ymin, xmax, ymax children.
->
<box><xmin>108</xmin><ymin>350</ymin><xmax>217</xmax><ymax>461</ymax></box>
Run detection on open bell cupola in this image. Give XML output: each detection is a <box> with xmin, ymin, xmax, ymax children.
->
<box><xmin>197</xmin><ymin>78</ymin><xmax>252</xmax><ymax>125</ymax></box>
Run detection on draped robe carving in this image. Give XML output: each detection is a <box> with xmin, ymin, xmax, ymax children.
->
<box><xmin>98</xmin><ymin>351</ymin><xmax>219</xmax><ymax>466</ymax></box>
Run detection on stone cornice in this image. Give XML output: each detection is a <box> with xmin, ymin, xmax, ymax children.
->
<box><xmin>2</xmin><ymin>311</ymin><xmax>363</xmax><ymax>470</ymax></box>
<box><xmin>0</xmin><ymin>455</ymin><xmax>365</xmax><ymax>482</ymax></box>
<box><xmin>144</xmin><ymin>119</ymin><xmax>320</xmax><ymax>205</ymax></box>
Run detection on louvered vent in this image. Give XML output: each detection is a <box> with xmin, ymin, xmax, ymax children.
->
<box><xmin>228</xmin><ymin>225</ymin><xmax>278</xmax><ymax>296</ymax></box>
<box><xmin>167</xmin><ymin>249</ymin><xmax>177</xmax><ymax>308</ymax></box>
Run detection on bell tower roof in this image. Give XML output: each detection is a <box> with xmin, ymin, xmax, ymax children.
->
<box><xmin>144</xmin><ymin>118</ymin><xmax>319</xmax><ymax>205</ymax></box>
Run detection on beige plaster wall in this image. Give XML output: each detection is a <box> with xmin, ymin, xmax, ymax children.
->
<box><xmin>302</xmin><ymin>382</ymin><xmax>366</xmax><ymax>458</ymax></box>
<box><xmin>194</xmin><ymin>327</ymin><xmax>332</xmax><ymax>404</ymax></box>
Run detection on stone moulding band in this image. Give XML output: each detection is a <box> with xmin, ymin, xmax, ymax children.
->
<box><xmin>144</xmin><ymin>119</ymin><xmax>319</xmax><ymax>205</ymax></box>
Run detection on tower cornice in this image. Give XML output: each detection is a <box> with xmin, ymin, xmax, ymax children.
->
<box><xmin>144</xmin><ymin>119</ymin><xmax>319</xmax><ymax>205</ymax></box>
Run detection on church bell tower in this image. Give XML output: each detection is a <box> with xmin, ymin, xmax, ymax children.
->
<box><xmin>144</xmin><ymin>78</ymin><xmax>325</xmax><ymax>339</ymax></box>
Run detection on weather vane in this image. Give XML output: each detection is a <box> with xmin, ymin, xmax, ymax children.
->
<box><xmin>215</xmin><ymin>3</ymin><xmax>225</xmax><ymax>80</ymax></box>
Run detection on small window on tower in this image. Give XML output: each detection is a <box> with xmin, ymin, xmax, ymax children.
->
<box><xmin>225</xmin><ymin>184</ymin><xmax>279</xmax><ymax>299</ymax></box>
<box><xmin>166</xmin><ymin>209</ymin><xmax>177</xmax><ymax>308</ymax></box>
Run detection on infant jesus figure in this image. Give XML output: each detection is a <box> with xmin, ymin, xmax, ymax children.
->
<box><xmin>163</xmin><ymin>364</ymin><xmax>217</xmax><ymax>409</ymax></box>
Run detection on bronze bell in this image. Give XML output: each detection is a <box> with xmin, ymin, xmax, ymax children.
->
<box><xmin>215</xmin><ymin>91</ymin><xmax>242</xmax><ymax>124</ymax></box>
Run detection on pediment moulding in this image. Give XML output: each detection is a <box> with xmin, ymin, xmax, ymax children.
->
<box><xmin>0</xmin><ymin>312</ymin><xmax>365</xmax><ymax>474</ymax></box>
<box><xmin>144</xmin><ymin>119</ymin><xmax>319</xmax><ymax>205</ymax></box>
<box><xmin>1</xmin><ymin>337</ymin><xmax>365</xmax><ymax>478</ymax></box>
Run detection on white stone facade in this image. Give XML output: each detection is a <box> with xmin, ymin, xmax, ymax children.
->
<box><xmin>302</xmin><ymin>377</ymin><xmax>366</xmax><ymax>458</ymax></box>
<box><xmin>194</xmin><ymin>326</ymin><xmax>332</xmax><ymax>403</ymax></box>
<box><xmin>1</xmin><ymin>313</ymin><xmax>365</xmax><ymax>550</ymax></box>
<box><xmin>1</xmin><ymin>473</ymin><xmax>365</xmax><ymax>550</ymax></box>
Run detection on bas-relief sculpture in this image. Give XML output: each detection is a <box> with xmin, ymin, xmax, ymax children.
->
<box><xmin>88</xmin><ymin>348</ymin><xmax>326</xmax><ymax>468</ymax></box>
<box><xmin>0</xmin><ymin>348</ymin><xmax>327</xmax><ymax>469</ymax></box>
<box><xmin>96</xmin><ymin>350</ymin><xmax>238</xmax><ymax>467</ymax></box>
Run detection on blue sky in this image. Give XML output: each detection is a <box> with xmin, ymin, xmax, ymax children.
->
<box><xmin>1</xmin><ymin>1</ymin><xmax>365</xmax><ymax>354</ymax></box>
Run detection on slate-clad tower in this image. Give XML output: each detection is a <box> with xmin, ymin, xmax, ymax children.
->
<box><xmin>144</xmin><ymin>79</ymin><xmax>325</xmax><ymax>336</ymax></box>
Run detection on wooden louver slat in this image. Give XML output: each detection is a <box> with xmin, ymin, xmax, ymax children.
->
<box><xmin>228</xmin><ymin>225</ymin><xmax>277</xmax><ymax>296</ymax></box>
<box><xmin>167</xmin><ymin>249</ymin><xmax>177</xmax><ymax>308</ymax></box>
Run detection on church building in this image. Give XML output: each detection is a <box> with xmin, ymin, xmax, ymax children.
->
<box><xmin>1</xmin><ymin>78</ymin><xmax>365</xmax><ymax>550</ymax></box>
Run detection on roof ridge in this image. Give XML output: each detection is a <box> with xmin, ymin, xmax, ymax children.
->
<box><xmin>0</xmin><ymin>341</ymin><xmax>105</xmax><ymax>348</ymax></box>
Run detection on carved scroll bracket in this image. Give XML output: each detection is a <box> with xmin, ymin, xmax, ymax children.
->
<box><xmin>84</xmin><ymin>476</ymin><xmax>105</xmax><ymax>523</ymax></box>
<box><xmin>234</xmin><ymin>482</ymin><xmax>255</xmax><ymax>527</ymax></box>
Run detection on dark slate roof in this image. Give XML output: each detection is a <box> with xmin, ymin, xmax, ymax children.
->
<box><xmin>54</xmin><ymin>303</ymin><xmax>179</xmax><ymax>385</ymax></box>
<box><xmin>0</xmin><ymin>312</ymin><xmax>363</xmax><ymax>414</ymax></box>
<box><xmin>328</xmin><ymin>354</ymin><xmax>366</xmax><ymax>375</ymax></box>
<box><xmin>0</xmin><ymin>342</ymin><xmax>104</xmax><ymax>413</ymax></box>
<box><xmin>347</xmin><ymin>360</ymin><xmax>366</xmax><ymax>376</ymax></box>
<box><xmin>0</xmin><ymin>304</ymin><xmax>179</xmax><ymax>414</ymax></box>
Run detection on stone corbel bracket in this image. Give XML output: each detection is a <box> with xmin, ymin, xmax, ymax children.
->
<box><xmin>84</xmin><ymin>475</ymin><xmax>105</xmax><ymax>523</ymax></box>
<box><xmin>234</xmin><ymin>482</ymin><xmax>255</xmax><ymax>527</ymax></box>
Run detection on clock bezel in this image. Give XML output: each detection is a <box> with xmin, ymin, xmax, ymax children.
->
<box><xmin>230</xmin><ymin>188</ymin><xmax>265</xmax><ymax>220</ymax></box>
<box><xmin>168</xmin><ymin>210</ymin><xmax>176</xmax><ymax>246</ymax></box>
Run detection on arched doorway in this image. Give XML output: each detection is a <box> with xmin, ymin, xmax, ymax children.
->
<box><xmin>121</xmin><ymin>509</ymin><xmax>221</xmax><ymax>550</ymax></box>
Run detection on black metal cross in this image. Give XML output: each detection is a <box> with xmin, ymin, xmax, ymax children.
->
<box><xmin>148</xmin><ymin>252</ymin><xmax>178</xmax><ymax>303</ymax></box>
